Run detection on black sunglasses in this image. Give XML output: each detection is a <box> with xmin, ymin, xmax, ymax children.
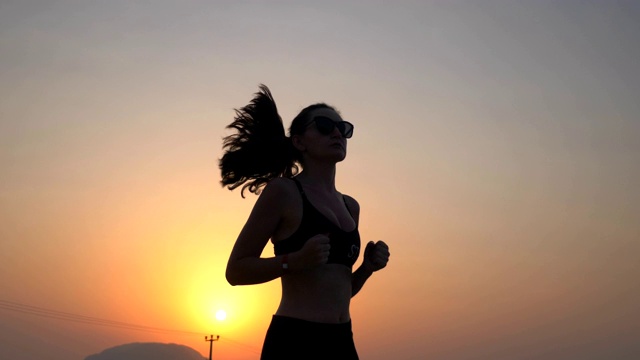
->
<box><xmin>310</xmin><ymin>116</ymin><xmax>354</xmax><ymax>139</ymax></box>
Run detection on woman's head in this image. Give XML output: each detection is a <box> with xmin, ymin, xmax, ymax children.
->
<box><xmin>289</xmin><ymin>104</ymin><xmax>353</xmax><ymax>165</ymax></box>
<box><xmin>219</xmin><ymin>85</ymin><xmax>351</xmax><ymax>196</ymax></box>
<box><xmin>289</xmin><ymin>103</ymin><xmax>338</xmax><ymax>136</ymax></box>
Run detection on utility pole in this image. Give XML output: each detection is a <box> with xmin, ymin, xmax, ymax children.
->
<box><xmin>205</xmin><ymin>335</ymin><xmax>220</xmax><ymax>360</ymax></box>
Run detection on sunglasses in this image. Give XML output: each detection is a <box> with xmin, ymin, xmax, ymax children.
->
<box><xmin>310</xmin><ymin>116</ymin><xmax>354</xmax><ymax>139</ymax></box>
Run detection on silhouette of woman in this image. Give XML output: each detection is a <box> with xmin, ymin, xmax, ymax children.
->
<box><xmin>220</xmin><ymin>84</ymin><xmax>390</xmax><ymax>359</ymax></box>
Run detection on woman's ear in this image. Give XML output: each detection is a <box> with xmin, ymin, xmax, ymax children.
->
<box><xmin>292</xmin><ymin>134</ymin><xmax>306</xmax><ymax>152</ymax></box>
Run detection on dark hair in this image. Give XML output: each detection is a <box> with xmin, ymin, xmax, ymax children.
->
<box><xmin>219</xmin><ymin>84</ymin><xmax>337</xmax><ymax>197</ymax></box>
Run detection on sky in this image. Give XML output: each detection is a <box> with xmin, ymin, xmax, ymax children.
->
<box><xmin>1</xmin><ymin>0</ymin><xmax>639</xmax><ymax>359</ymax></box>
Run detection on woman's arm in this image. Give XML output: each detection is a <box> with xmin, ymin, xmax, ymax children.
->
<box><xmin>345</xmin><ymin>195</ymin><xmax>391</xmax><ymax>297</ymax></box>
<box><xmin>343</xmin><ymin>195</ymin><xmax>369</xmax><ymax>296</ymax></box>
<box><xmin>351</xmin><ymin>240</ymin><xmax>390</xmax><ymax>297</ymax></box>
<box><xmin>351</xmin><ymin>264</ymin><xmax>374</xmax><ymax>297</ymax></box>
<box><xmin>225</xmin><ymin>178</ymin><xmax>291</xmax><ymax>286</ymax></box>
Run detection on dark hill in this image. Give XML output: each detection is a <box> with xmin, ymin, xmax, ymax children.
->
<box><xmin>85</xmin><ymin>342</ymin><xmax>206</xmax><ymax>360</ymax></box>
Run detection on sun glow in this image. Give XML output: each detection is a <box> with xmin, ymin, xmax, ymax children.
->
<box><xmin>215</xmin><ymin>309</ymin><xmax>227</xmax><ymax>321</ymax></box>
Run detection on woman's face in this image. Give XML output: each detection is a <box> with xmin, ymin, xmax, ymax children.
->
<box><xmin>294</xmin><ymin>108</ymin><xmax>352</xmax><ymax>163</ymax></box>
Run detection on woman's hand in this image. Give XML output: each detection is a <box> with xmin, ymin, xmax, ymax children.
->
<box><xmin>362</xmin><ymin>241</ymin><xmax>390</xmax><ymax>273</ymax></box>
<box><xmin>290</xmin><ymin>233</ymin><xmax>331</xmax><ymax>270</ymax></box>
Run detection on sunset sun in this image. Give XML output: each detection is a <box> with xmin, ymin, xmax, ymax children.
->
<box><xmin>215</xmin><ymin>309</ymin><xmax>227</xmax><ymax>321</ymax></box>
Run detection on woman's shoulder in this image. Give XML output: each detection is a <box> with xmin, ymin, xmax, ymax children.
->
<box><xmin>266</xmin><ymin>176</ymin><xmax>297</xmax><ymax>189</ymax></box>
<box><xmin>254</xmin><ymin>178</ymin><xmax>302</xmax><ymax>219</ymax></box>
<box><xmin>341</xmin><ymin>193</ymin><xmax>360</xmax><ymax>213</ymax></box>
<box><xmin>260</xmin><ymin>177</ymin><xmax>298</xmax><ymax>199</ymax></box>
<box><xmin>252</xmin><ymin>177</ymin><xmax>299</xmax><ymax>214</ymax></box>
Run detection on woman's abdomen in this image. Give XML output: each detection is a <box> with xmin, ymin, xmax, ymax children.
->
<box><xmin>276</xmin><ymin>265</ymin><xmax>352</xmax><ymax>323</ymax></box>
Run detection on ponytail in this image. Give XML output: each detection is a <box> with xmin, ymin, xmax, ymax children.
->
<box><xmin>219</xmin><ymin>84</ymin><xmax>299</xmax><ymax>197</ymax></box>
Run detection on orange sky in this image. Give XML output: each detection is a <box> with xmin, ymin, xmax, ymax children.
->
<box><xmin>1</xmin><ymin>1</ymin><xmax>639</xmax><ymax>359</ymax></box>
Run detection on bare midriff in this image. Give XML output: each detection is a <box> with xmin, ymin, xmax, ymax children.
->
<box><xmin>275</xmin><ymin>264</ymin><xmax>352</xmax><ymax>323</ymax></box>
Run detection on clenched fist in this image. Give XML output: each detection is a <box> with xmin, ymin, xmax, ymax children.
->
<box><xmin>362</xmin><ymin>241</ymin><xmax>390</xmax><ymax>273</ymax></box>
<box><xmin>290</xmin><ymin>233</ymin><xmax>331</xmax><ymax>270</ymax></box>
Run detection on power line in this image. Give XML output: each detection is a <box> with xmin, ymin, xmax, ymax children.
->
<box><xmin>217</xmin><ymin>336</ymin><xmax>262</xmax><ymax>355</ymax></box>
<box><xmin>0</xmin><ymin>299</ymin><xmax>262</xmax><ymax>354</ymax></box>
<box><xmin>0</xmin><ymin>299</ymin><xmax>201</xmax><ymax>335</ymax></box>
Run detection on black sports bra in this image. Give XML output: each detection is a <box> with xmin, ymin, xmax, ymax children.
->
<box><xmin>273</xmin><ymin>178</ymin><xmax>361</xmax><ymax>268</ymax></box>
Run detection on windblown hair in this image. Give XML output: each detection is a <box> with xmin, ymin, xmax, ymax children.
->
<box><xmin>219</xmin><ymin>84</ymin><xmax>337</xmax><ymax>197</ymax></box>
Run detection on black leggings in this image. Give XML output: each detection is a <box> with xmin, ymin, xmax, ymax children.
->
<box><xmin>261</xmin><ymin>315</ymin><xmax>359</xmax><ymax>360</ymax></box>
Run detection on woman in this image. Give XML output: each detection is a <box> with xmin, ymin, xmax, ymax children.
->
<box><xmin>220</xmin><ymin>84</ymin><xmax>390</xmax><ymax>359</ymax></box>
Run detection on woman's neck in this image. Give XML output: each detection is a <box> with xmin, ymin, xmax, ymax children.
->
<box><xmin>297</xmin><ymin>165</ymin><xmax>337</xmax><ymax>193</ymax></box>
